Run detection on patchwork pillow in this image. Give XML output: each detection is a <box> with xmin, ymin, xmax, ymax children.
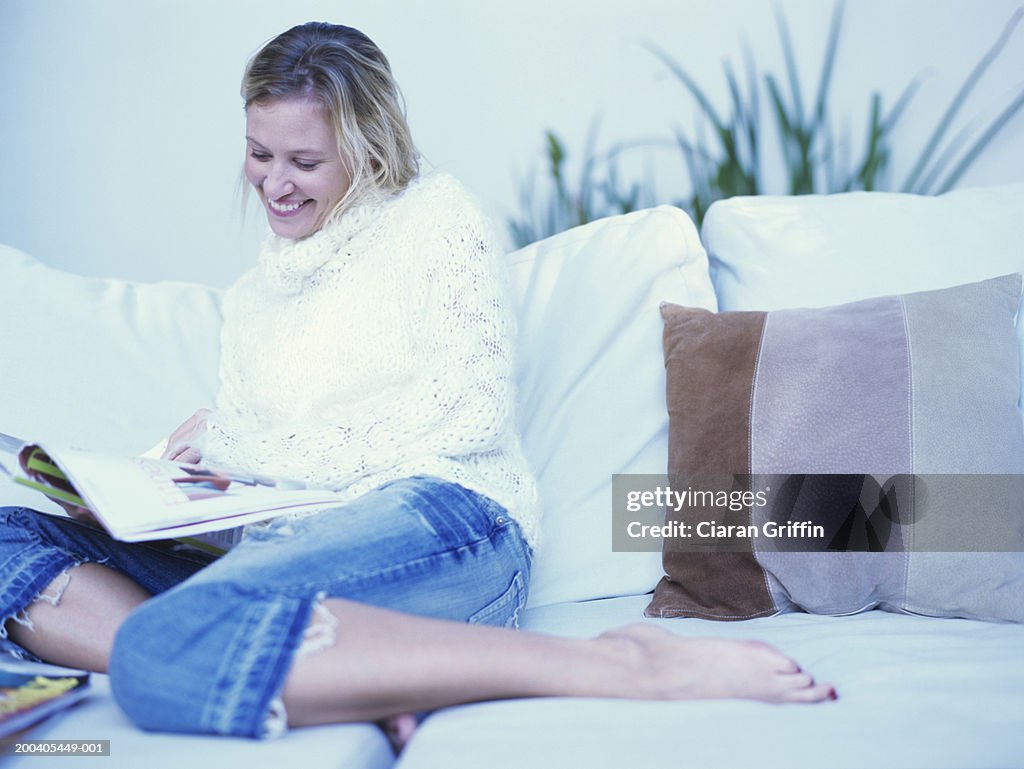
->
<box><xmin>645</xmin><ymin>274</ymin><xmax>1024</xmax><ymax>623</ymax></box>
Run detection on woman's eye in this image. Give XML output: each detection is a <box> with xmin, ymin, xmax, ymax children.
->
<box><xmin>249</xmin><ymin>151</ymin><xmax>271</xmax><ymax>162</ymax></box>
<box><xmin>295</xmin><ymin>160</ymin><xmax>320</xmax><ymax>171</ymax></box>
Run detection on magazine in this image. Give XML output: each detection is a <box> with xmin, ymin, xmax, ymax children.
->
<box><xmin>0</xmin><ymin>432</ymin><xmax>347</xmax><ymax>551</ymax></box>
<box><xmin>0</xmin><ymin>658</ymin><xmax>90</xmax><ymax>739</ymax></box>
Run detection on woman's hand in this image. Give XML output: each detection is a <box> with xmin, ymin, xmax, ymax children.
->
<box><xmin>56</xmin><ymin>500</ymin><xmax>102</xmax><ymax>527</ymax></box>
<box><xmin>161</xmin><ymin>408</ymin><xmax>211</xmax><ymax>464</ymax></box>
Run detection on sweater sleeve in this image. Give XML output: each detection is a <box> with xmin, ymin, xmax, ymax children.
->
<box><xmin>200</xmin><ymin>204</ymin><xmax>516</xmax><ymax>488</ymax></box>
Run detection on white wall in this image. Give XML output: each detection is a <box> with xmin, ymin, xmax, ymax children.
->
<box><xmin>1</xmin><ymin>0</ymin><xmax>1022</xmax><ymax>286</ymax></box>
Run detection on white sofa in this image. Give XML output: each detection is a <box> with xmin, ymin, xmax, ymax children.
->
<box><xmin>2</xmin><ymin>185</ymin><xmax>1024</xmax><ymax>769</ymax></box>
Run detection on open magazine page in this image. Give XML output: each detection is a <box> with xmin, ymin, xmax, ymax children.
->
<box><xmin>0</xmin><ymin>432</ymin><xmax>21</xmax><ymax>458</ymax></box>
<box><xmin>1</xmin><ymin>435</ymin><xmax>347</xmax><ymax>543</ymax></box>
<box><xmin>0</xmin><ymin>434</ymin><xmax>65</xmax><ymax>516</ymax></box>
<box><xmin>0</xmin><ymin>433</ymin><xmax>23</xmax><ymax>478</ymax></box>
<box><xmin>0</xmin><ymin>658</ymin><xmax>91</xmax><ymax>739</ymax></box>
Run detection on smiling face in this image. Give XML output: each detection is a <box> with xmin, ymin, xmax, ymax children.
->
<box><xmin>244</xmin><ymin>97</ymin><xmax>352</xmax><ymax>240</ymax></box>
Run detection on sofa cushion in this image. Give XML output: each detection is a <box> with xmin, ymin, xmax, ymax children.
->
<box><xmin>703</xmin><ymin>184</ymin><xmax>1024</xmax><ymax>310</ymax></box>
<box><xmin>508</xmin><ymin>206</ymin><xmax>716</xmax><ymax>607</ymax></box>
<box><xmin>0</xmin><ymin>244</ymin><xmax>222</xmax><ymax>453</ymax></box>
<box><xmin>396</xmin><ymin>596</ymin><xmax>1024</xmax><ymax>769</ymax></box>
<box><xmin>702</xmin><ymin>183</ymin><xmax>1024</xmax><ymax>411</ymax></box>
<box><xmin>2</xmin><ymin>672</ymin><xmax>395</xmax><ymax>769</ymax></box>
<box><xmin>645</xmin><ymin>275</ymin><xmax>1024</xmax><ymax>622</ymax></box>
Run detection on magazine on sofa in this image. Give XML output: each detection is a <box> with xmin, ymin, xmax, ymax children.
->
<box><xmin>0</xmin><ymin>658</ymin><xmax>91</xmax><ymax>739</ymax></box>
<box><xmin>0</xmin><ymin>432</ymin><xmax>346</xmax><ymax>551</ymax></box>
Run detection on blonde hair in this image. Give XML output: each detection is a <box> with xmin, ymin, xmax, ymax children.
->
<box><xmin>241</xmin><ymin>22</ymin><xmax>419</xmax><ymax>219</ymax></box>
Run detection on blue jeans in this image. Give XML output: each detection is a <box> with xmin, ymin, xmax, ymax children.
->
<box><xmin>0</xmin><ymin>476</ymin><xmax>531</xmax><ymax>738</ymax></box>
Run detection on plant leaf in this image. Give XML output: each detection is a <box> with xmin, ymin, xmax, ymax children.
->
<box><xmin>774</xmin><ymin>3</ymin><xmax>805</xmax><ymax>128</ymax></box>
<box><xmin>879</xmin><ymin>73</ymin><xmax>924</xmax><ymax>133</ymax></box>
<box><xmin>812</xmin><ymin>0</ymin><xmax>844</xmax><ymax>130</ymax></box>
<box><xmin>902</xmin><ymin>6</ymin><xmax>1024</xmax><ymax>192</ymax></box>
<box><xmin>741</xmin><ymin>38</ymin><xmax>762</xmax><ymax>190</ymax></box>
<box><xmin>934</xmin><ymin>84</ymin><xmax>1024</xmax><ymax>193</ymax></box>
<box><xmin>647</xmin><ymin>42</ymin><xmax>728</xmax><ymax>133</ymax></box>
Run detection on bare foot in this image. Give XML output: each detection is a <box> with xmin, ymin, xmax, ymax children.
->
<box><xmin>595</xmin><ymin>623</ymin><xmax>837</xmax><ymax>703</ymax></box>
<box><xmin>379</xmin><ymin>711</ymin><xmax>421</xmax><ymax>754</ymax></box>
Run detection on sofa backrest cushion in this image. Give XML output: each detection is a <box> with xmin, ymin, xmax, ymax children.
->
<box><xmin>704</xmin><ymin>184</ymin><xmax>1024</xmax><ymax>309</ymax></box>
<box><xmin>508</xmin><ymin>206</ymin><xmax>717</xmax><ymax>608</ymax></box>
<box><xmin>702</xmin><ymin>183</ymin><xmax>1024</xmax><ymax>411</ymax></box>
<box><xmin>0</xmin><ymin>244</ymin><xmax>222</xmax><ymax>454</ymax></box>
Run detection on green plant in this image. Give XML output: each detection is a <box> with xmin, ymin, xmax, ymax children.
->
<box><xmin>650</xmin><ymin>0</ymin><xmax>912</xmax><ymax>220</ymax></box>
<box><xmin>900</xmin><ymin>5</ymin><xmax>1024</xmax><ymax>193</ymax></box>
<box><xmin>508</xmin><ymin>2</ymin><xmax>1024</xmax><ymax>240</ymax></box>
<box><xmin>508</xmin><ymin>124</ymin><xmax>652</xmax><ymax>248</ymax></box>
<box><xmin>660</xmin><ymin>0</ymin><xmax>1024</xmax><ymax>216</ymax></box>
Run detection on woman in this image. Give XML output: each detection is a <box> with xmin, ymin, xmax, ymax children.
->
<box><xmin>0</xmin><ymin>22</ymin><xmax>835</xmax><ymax>748</ymax></box>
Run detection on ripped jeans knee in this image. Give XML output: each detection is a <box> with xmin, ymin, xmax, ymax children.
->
<box><xmin>108</xmin><ymin>580</ymin><xmax>320</xmax><ymax>739</ymax></box>
<box><xmin>0</xmin><ymin>505</ymin><xmax>211</xmax><ymax>661</ymax></box>
<box><xmin>1</xmin><ymin>566</ymin><xmax>73</xmax><ymax>639</ymax></box>
<box><xmin>263</xmin><ymin>592</ymin><xmax>339</xmax><ymax>739</ymax></box>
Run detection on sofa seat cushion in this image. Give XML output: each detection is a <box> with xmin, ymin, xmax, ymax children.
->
<box><xmin>395</xmin><ymin>596</ymin><xmax>1024</xmax><ymax>769</ymax></box>
<box><xmin>1</xmin><ymin>673</ymin><xmax>395</xmax><ymax>769</ymax></box>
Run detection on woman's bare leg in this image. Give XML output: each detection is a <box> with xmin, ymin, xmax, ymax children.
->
<box><xmin>281</xmin><ymin>597</ymin><xmax>836</xmax><ymax>729</ymax></box>
<box><xmin>7</xmin><ymin>571</ymin><xmax>836</xmax><ymax>739</ymax></box>
<box><xmin>3</xmin><ymin>563</ymin><xmax>149</xmax><ymax>673</ymax></box>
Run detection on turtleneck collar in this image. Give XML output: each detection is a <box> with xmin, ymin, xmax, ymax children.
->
<box><xmin>257</xmin><ymin>187</ymin><xmax>392</xmax><ymax>295</ymax></box>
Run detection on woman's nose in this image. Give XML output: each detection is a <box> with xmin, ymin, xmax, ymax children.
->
<box><xmin>262</xmin><ymin>164</ymin><xmax>296</xmax><ymax>199</ymax></box>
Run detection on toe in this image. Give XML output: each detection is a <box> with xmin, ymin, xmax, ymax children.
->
<box><xmin>756</xmin><ymin>644</ymin><xmax>802</xmax><ymax>674</ymax></box>
<box><xmin>780</xmin><ymin>682</ymin><xmax>837</xmax><ymax>703</ymax></box>
<box><xmin>779</xmin><ymin>672</ymin><xmax>814</xmax><ymax>690</ymax></box>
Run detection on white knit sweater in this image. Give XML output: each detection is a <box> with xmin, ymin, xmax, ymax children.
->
<box><xmin>201</xmin><ymin>171</ymin><xmax>539</xmax><ymax>548</ymax></box>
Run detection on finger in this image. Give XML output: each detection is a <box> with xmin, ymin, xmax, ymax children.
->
<box><xmin>188</xmin><ymin>409</ymin><xmax>211</xmax><ymax>430</ymax></box>
<box><xmin>167</xmin><ymin>443</ymin><xmax>187</xmax><ymax>462</ymax></box>
<box><xmin>167</xmin><ymin>410</ymin><xmax>207</xmax><ymax>446</ymax></box>
<box><xmin>164</xmin><ymin>431</ymin><xmax>188</xmax><ymax>456</ymax></box>
<box><xmin>178</xmin><ymin>448</ymin><xmax>203</xmax><ymax>465</ymax></box>
<box><xmin>176</xmin><ymin>417</ymin><xmax>199</xmax><ymax>440</ymax></box>
<box><xmin>169</xmin><ymin>445</ymin><xmax>202</xmax><ymax>464</ymax></box>
<box><xmin>67</xmin><ymin>507</ymin><xmax>98</xmax><ymax>526</ymax></box>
